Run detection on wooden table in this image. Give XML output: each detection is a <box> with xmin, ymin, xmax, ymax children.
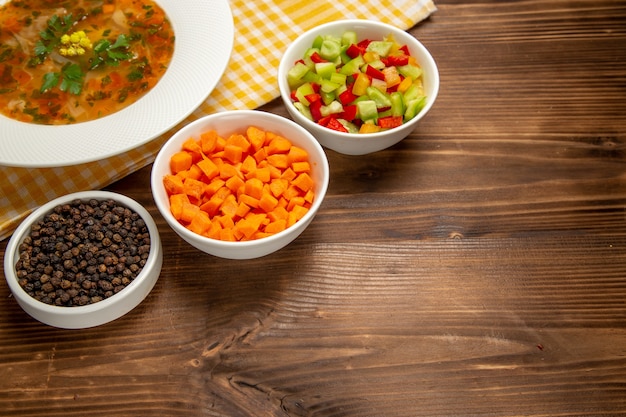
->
<box><xmin>2</xmin><ymin>1</ymin><xmax>625</xmax><ymax>415</ymax></box>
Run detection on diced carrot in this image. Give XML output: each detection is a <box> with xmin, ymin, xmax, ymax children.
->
<box><xmin>182</xmin><ymin>137</ymin><xmax>203</xmax><ymax>156</ymax></box>
<box><xmin>266</xmin><ymin>136</ymin><xmax>292</xmax><ymax>154</ymax></box>
<box><xmin>253</xmin><ymin>231</ymin><xmax>272</xmax><ymax>239</ymax></box>
<box><xmin>259</xmin><ymin>192</ymin><xmax>279</xmax><ymax>213</ymax></box>
<box><xmin>239</xmin><ymin>194</ymin><xmax>260</xmax><ymax>208</ymax></box>
<box><xmin>206</xmin><ymin>220</ymin><xmax>222</xmax><ymax>239</ymax></box>
<box><xmin>219</xmin><ymin>163</ymin><xmax>240</xmax><ymax>180</ymax></box>
<box><xmin>219</xmin><ymin>228</ymin><xmax>236</xmax><ymax>242</ymax></box>
<box><xmin>200</xmin><ymin>130</ymin><xmax>218</xmax><ymax>153</ymax></box>
<box><xmin>2</xmin><ymin>16</ymin><xmax>22</xmax><ymax>33</ymax></box>
<box><xmin>291</xmin><ymin>204</ymin><xmax>309</xmax><ymax>221</ymax></box>
<box><xmin>102</xmin><ymin>4</ymin><xmax>116</xmax><ymax>14</ymax></box>
<box><xmin>287</xmin><ymin>211</ymin><xmax>298</xmax><ymax>228</ymax></box>
<box><xmin>186</xmin><ymin>163</ymin><xmax>203</xmax><ymax>180</ymax></box>
<box><xmin>287</xmin><ymin>146</ymin><xmax>309</xmax><ymax>163</ymax></box>
<box><xmin>200</xmin><ymin>194</ymin><xmax>224</xmax><ymax>217</ymax></box>
<box><xmin>197</xmin><ymin>158</ymin><xmax>219</xmax><ymax>180</ymax></box>
<box><xmin>265</xmin><ymin>219</ymin><xmax>287</xmax><ymax>234</ymax></box>
<box><xmin>235</xmin><ymin>202</ymin><xmax>251</xmax><ymax>218</ymax></box>
<box><xmin>214</xmin><ymin>186</ymin><xmax>232</xmax><ymax>200</ymax></box>
<box><xmin>169</xmin><ymin>193</ymin><xmax>190</xmax><ymax>220</ymax></box>
<box><xmin>292</xmin><ymin>172</ymin><xmax>314</xmax><ymax>192</ymax></box>
<box><xmin>183</xmin><ymin>177</ymin><xmax>205</xmax><ymax>201</ymax></box>
<box><xmin>240</xmin><ymin>155</ymin><xmax>257</xmax><ymax>174</ymax></box>
<box><xmin>287</xmin><ymin>196</ymin><xmax>306</xmax><ymax>211</ymax></box>
<box><xmin>232</xmin><ymin>225</ymin><xmax>245</xmax><ymax>241</ymax></box>
<box><xmin>268</xmin><ymin>164</ymin><xmax>282</xmax><ymax>179</ymax></box>
<box><xmin>268</xmin><ymin>205</ymin><xmax>289</xmax><ymax>222</ymax></box>
<box><xmin>164</xmin><ymin>126</ymin><xmax>316</xmax><ymax>242</ymax></box>
<box><xmin>223</xmin><ymin>144</ymin><xmax>243</xmax><ymax>164</ymax></box>
<box><xmin>291</xmin><ymin>161</ymin><xmax>311</xmax><ymax>173</ymax></box>
<box><xmin>170</xmin><ymin>151</ymin><xmax>192</xmax><ymax>174</ymax></box>
<box><xmin>225</xmin><ymin>175</ymin><xmax>245</xmax><ymax>193</ymax></box>
<box><xmin>264</xmin><ymin>130</ymin><xmax>278</xmax><ymax>143</ymax></box>
<box><xmin>248</xmin><ymin>166</ymin><xmax>271</xmax><ymax>183</ymax></box>
<box><xmin>253</xmin><ymin>147</ymin><xmax>267</xmax><ymax>164</ymax></box>
<box><xmin>217</xmin><ymin>214</ymin><xmax>235</xmax><ymax>230</ymax></box>
<box><xmin>188</xmin><ymin>211</ymin><xmax>211</xmax><ymax>235</ymax></box>
<box><xmin>267</xmin><ymin>153</ymin><xmax>289</xmax><ymax>169</ymax></box>
<box><xmin>220</xmin><ymin>194</ymin><xmax>239</xmax><ymax>218</ymax></box>
<box><xmin>283</xmin><ymin>185</ymin><xmax>301</xmax><ymax>201</ymax></box>
<box><xmin>163</xmin><ymin>174</ymin><xmax>184</xmax><ymax>195</ymax></box>
<box><xmin>244</xmin><ymin>178</ymin><xmax>264</xmax><ymax>200</ymax></box>
<box><xmin>304</xmin><ymin>189</ymin><xmax>315</xmax><ymax>204</ymax></box>
<box><xmin>277</xmin><ymin>197</ymin><xmax>288</xmax><ymax>209</ymax></box>
<box><xmin>280</xmin><ymin>167</ymin><xmax>297</xmax><ymax>181</ymax></box>
<box><xmin>244</xmin><ymin>213</ymin><xmax>266</xmax><ymax>234</ymax></box>
<box><xmin>204</xmin><ymin>178</ymin><xmax>225</xmax><ymax>197</ymax></box>
<box><xmin>176</xmin><ymin>170</ymin><xmax>190</xmax><ymax>181</ymax></box>
<box><xmin>214</xmin><ymin>136</ymin><xmax>226</xmax><ymax>153</ymax></box>
<box><xmin>226</xmin><ymin>133</ymin><xmax>251</xmax><ymax>153</ymax></box>
<box><xmin>12</xmin><ymin>69</ymin><xmax>32</xmax><ymax>86</ymax></box>
<box><xmin>246</xmin><ymin>126</ymin><xmax>266</xmax><ymax>151</ymax></box>
<box><xmin>235</xmin><ymin>218</ymin><xmax>257</xmax><ymax>240</ymax></box>
<box><xmin>269</xmin><ymin>178</ymin><xmax>288</xmax><ymax>198</ymax></box>
<box><xmin>180</xmin><ymin>202</ymin><xmax>201</xmax><ymax>223</ymax></box>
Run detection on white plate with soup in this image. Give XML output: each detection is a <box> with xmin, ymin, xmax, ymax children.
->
<box><xmin>0</xmin><ymin>0</ymin><xmax>233</xmax><ymax>167</ymax></box>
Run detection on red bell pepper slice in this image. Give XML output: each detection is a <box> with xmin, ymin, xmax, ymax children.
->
<box><xmin>310</xmin><ymin>51</ymin><xmax>328</xmax><ymax>63</ymax></box>
<box><xmin>338</xmin><ymin>88</ymin><xmax>357</xmax><ymax>105</ymax></box>
<box><xmin>345</xmin><ymin>44</ymin><xmax>363</xmax><ymax>59</ymax></box>
<box><xmin>290</xmin><ymin>90</ymin><xmax>299</xmax><ymax>102</ymax></box>
<box><xmin>357</xmin><ymin>39</ymin><xmax>372</xmax><ymax>49</ymax></box>
<box><xmin>309</xmin><ymin>100</ymin><xmax>323</xmax><ymax>121</ymax></box>
<box><xmin>378</xmin><ymin>115</ymin><xmax>403</xmax><ymax>129</ymax></box>
<box><xmin>365</xmin><ymin>65</ymin><xmax>385</xmax><ymax>80</ymax></box>
<box><xmin>317</xmin><ymin>115</ymin><xmax>332</xmax><ymax>127</ymax></box>
<box><xmin>305</xmin><ymin>93</ymin><xmax>322</xmax><ymax>103</ymax></box>
<box><xmin>382</xmin><ymin>55</ymin><xmax>410</xmax><ymax>67</ymax></box>
<box><xmin>399</xmin><ymin>45</ymin><xmax>411</xmax><ymax>56</ymax></box>
<box><xmin>311</xmin><ymin>82</ymin><xmax>321</xmax><ymax>93</ymax></box>
<box><xmin>325</xmin><ymin>117</ymin><xmax>349</xmax><ymax>132</ymax></box>
<box><xmin>340</xmin><ymin>104</ymin><xmax>357</xmax><ymax>121</ymax></box>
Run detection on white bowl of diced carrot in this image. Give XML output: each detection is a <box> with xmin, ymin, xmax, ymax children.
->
<box><xmin>278</xmin><ymin>19</ymin><xmax>439</xmax><ymax>155</ymax></box>
<box><xmin>150</xmin><ymin>110</ymin><xmax>330</xmax><ymax>259</ymax></box>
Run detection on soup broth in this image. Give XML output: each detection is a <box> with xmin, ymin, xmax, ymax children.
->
<box><xmin>0</xmin><ymin>0</ymin><xmax>174</xmax><ymax>124</ymax></box>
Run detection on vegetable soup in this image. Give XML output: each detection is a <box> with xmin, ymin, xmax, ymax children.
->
<box><xmin>0</xmin><ymin>0</ymin><xmax>174</xmax><ymax>125</ymax></box>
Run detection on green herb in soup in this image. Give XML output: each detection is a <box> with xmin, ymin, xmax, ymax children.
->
<box><xmin>0</xmin><ymin>0</ymin><xmax>175</xmax><ymax>125</ymax></box>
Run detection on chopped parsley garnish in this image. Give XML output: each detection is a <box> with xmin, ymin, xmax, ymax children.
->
<box><xmin>41</xmin><ymin>63</ymin><xmax>84</xmax><ymax>95</ymax></box>
<box><xmin>31</xmin><ymin>14</ymin><xmax>77</xmax><ymax>66</ymax></box>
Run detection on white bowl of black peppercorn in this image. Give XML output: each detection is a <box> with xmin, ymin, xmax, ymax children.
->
<box><xmin>3</xmin><ymin>191</ymin><xmax>163</xmax><ymax>329</ymax></box>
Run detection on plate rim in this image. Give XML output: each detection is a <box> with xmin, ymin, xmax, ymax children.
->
<box><xmin>0</xmin><ymin>0</ymin><xmax>234</xmax><ymax>167</ymax></box>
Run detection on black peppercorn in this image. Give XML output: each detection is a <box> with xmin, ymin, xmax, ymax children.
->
<box><xmin>15</xmin><ymin>199</ymin><xmax>150</xmax><ymax>307</ymax></box>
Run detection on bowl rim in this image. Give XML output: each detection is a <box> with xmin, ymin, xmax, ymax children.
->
<box><xmin>277</xmin><ymin>18</ymin><xmax>440</xmax><ymax>141</ymax></box>
<box><xmin>4</xmin><ymin>190</ymin><xmax>162</xmax><ymax>316</ymax></box>
<box><xmin>150</xmin><ymin>109</ymin><xmax>330</xmax><ymax>248</ymax></box>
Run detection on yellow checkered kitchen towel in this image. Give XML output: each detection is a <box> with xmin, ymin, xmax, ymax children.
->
<box><xmin>0</xmin><ymin>0</ymin><xmax>436</xmax><ymax>241</ymax></box>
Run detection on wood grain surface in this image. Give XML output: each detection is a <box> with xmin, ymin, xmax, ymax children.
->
<box><xmin>1</xmin><ymin>1</ymin><xmax>626</xmax><ymax>415</ymax></box>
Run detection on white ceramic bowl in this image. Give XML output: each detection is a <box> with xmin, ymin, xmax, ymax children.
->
<box><xmin>278</xmin><ymin>19</ymin><xmax>439</xmax><ymax>155</ymax></box>
<box><xmin>3</xmin><ymin>191</ymin><xmax>163</xmax><ymax>329</ymax></box>
<box><xmin>151</xmin><ymin>110</ymin><xmax>330</xmax><ymax>259</ymax></box>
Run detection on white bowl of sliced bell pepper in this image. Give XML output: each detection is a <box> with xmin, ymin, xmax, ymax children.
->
<box><xmin>278</xmin><ymin>19</ymin><xmax>439</xmax><ymax>155</ymax></box>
